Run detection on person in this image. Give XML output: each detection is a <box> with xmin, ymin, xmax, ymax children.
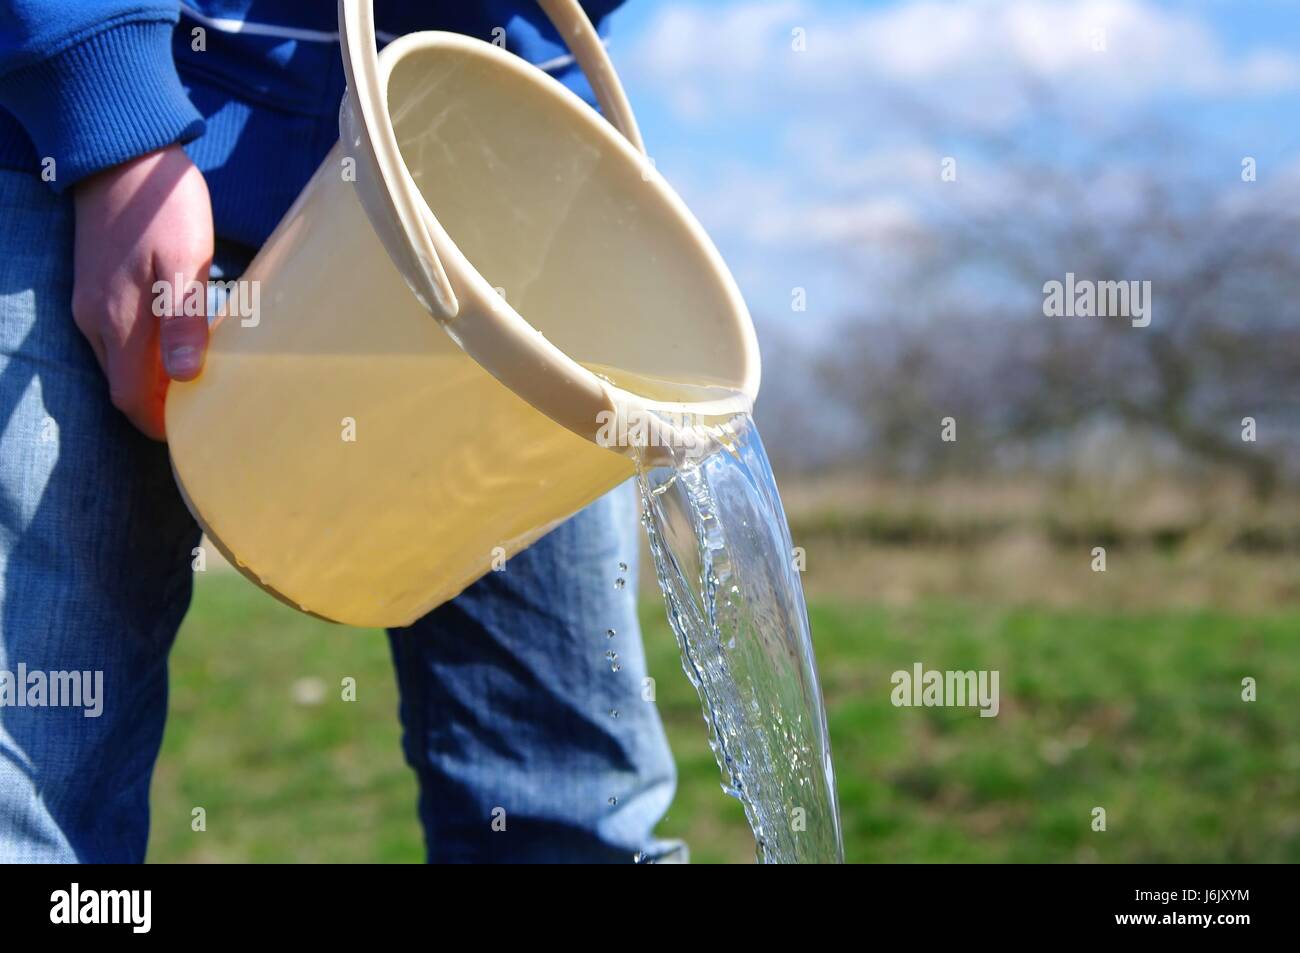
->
<box><xmin>0</xmin><ymin>0</ymin><xmax>682</xmax><ymax>863</ymax></box>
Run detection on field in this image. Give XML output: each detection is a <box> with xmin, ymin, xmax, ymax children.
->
<box><xmin>148</xmin><ymin>477</ymin><xmax>1300</xmax><ymax>863</ymax></box>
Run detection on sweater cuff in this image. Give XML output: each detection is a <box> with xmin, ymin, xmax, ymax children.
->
<box><xmin>0</xmin><ymin>19</ymin><xmax>204</xmax><ymax>192</ymax></box>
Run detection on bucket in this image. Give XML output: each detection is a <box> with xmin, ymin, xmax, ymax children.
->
<box><xmin>166</xmin><ymin>0</ymin><xmax>761</xmax><ymax>628</ymax></box>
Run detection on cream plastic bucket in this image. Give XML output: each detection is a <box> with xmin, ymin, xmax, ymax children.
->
<box><xmin>166</xmin><ymin>0</ymin><xmax>761</xmax><ymax>627</ymax></box>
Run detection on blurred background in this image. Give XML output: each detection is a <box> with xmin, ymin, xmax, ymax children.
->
<box><xmin>152</xmin><ymin>0</ymin><xmax>1300</xmax><ymax>862</ymax></box>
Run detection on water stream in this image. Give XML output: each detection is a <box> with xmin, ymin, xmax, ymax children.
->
<box><xmin>633</xmin><ymin>412</ymin><xmax>843</xmax><ymax>863</ymax></box>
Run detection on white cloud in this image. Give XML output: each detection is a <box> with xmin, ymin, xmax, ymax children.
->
<box><xmin>622</xmin><ymin>0</ymin><xmax>1300</xmax><ymax>321</ymax></box>
<box><xmin>627</xmin><ymin>0</ymin><xmax>1300</xmax><ymax>123</ymax></box>
<box><xmin>789</xmin><ymin>195</ymin><xmax>924</xmax><ymax>245</ymax></box>
<box><xmin>635</xmin><ymin>1</ymin><xmax>803</xmax><ymax>74</ymax></box>
<box><xmin>671</xmin><ymin>162</ymin><xmax>929</xmax><ymax>262</ymax></box>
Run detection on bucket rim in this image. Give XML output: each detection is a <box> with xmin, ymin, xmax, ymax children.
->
<box><xmin>359</xmin><ymin>29</ymin><xmax>762</xmax><ymax>464</ymax></box>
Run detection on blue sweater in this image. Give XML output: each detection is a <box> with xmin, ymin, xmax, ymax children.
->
<box><xmin>0</xmin><ymin>1</ymin><xmax>624</xmax><ymax>249</ymax></box>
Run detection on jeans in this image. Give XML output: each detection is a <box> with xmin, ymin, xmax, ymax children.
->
<box><xmin>0</xmin><ymin>169</ymin><xmax>681</xmax><ymax>863</ymax></box>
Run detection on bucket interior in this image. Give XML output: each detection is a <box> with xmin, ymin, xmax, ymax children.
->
<box><xmin>385</xmin><ymin>39</ymin><xmax>752</xmax><ymax>403</ymax></box>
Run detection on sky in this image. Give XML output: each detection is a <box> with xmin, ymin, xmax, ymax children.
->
<box><xmin>604</xmin><ymin>0</ymin><xmax>1300</xmax><ymax>335</ymax></box>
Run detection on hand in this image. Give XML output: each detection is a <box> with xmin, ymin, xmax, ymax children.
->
<box><xmin>72</xmin><ymin>144</ymin><xmax>214</xmax><ymax>440</ymax></box>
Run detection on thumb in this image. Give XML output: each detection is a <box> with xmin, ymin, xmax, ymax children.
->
<box><xmin>155</xmin><ymin>256</ymin><xmax>211</xmax><ymax>381</ymax></box>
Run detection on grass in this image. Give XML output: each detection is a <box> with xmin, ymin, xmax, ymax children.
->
<box><xmin>147</xmin><ymin>572</ymin><xmax>1300</xmax><ymax>863</ymax></box>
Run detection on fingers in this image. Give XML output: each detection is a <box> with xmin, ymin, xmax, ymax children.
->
<box><xmin>101</xmin><ymin>274</ymin><xmax>168</xmax><ymax>440</ymax></box>
<box><xmin>70</xmin><ymin>145</ymin><xmax>215</xmax><ymax>441</ymax></box>
<box><xmin>73</xmin><ymin>269</ymin><xmax>202</xmax><ymax>442</ymax></box>
<box><xmin>116</xmin><ymin>254</ymin><xmax>211</xmax><ymax>440</ymax></box>
<box><xmin>156</xmin><ymin>255</ymin><xmax>211</xmax><ymax>382</ymax></box>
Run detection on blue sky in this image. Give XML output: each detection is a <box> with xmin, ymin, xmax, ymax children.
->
<box><xmin>604</xmin><ymin>0</ymin><xmax>1300</xmax><ymax>333</ymax></box>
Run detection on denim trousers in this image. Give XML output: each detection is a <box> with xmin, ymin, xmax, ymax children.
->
<box><xmin>0</xmin><ymin>169</ymin><xmax>680</xmax><ymax>863</ymax></box>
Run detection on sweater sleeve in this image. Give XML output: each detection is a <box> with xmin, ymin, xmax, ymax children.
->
<box><xmin>0</xmin><ymin>3</ymin><xmax>204</xmax><ymax>191</ymax></box>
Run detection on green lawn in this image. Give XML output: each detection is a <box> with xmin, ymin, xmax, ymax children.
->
<box><xmin>147</xmin><ymin>573</ymin><xmax>1300</xmax><ymax>863</ymax></box>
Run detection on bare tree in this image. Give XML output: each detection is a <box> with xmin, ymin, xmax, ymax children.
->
<box><xmin>792</xmin><ymin>102</ymin><xmax>1300</xmax><ymax>496</ymax></box>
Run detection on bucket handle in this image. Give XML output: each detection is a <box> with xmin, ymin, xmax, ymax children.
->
<box><xmin>338</xmin><ymin>0</ymin><xmax>646</xmax><ymax>321</ymax></box>
<box><xmin>535</xmin><ymin>0</ymin><xmax>646</xmax><ymax>154</ymax></box>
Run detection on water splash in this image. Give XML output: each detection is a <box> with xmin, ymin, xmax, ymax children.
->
<box><xmin>635</xmin><ymin>413</ymin><xmax>843</xmax><ymax>863</ymax></box>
